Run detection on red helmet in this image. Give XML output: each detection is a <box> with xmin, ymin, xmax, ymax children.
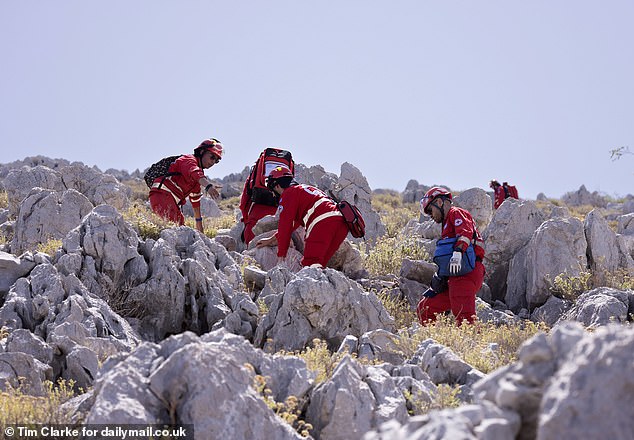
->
<box><xmin>267</xmin><ymin>165</ymin><xmax>293</xmax><ymax>180</ymax></box>
<box><xmin>266</xmin><ymin>166</ymin><xmax>294</xmax><ymax>188</ymax></box>
<box><xmin>195</xmin><ymin>138</ymin><xmax>224</xmax><ymax>160</ymax></box>
<box><xmin>420</xmin><ymin>186</ymin><xmax>452</xmax><ymax>215</ymax></box>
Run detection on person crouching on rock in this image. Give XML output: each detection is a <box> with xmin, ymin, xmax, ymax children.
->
<box><xmin>416</xmin><ymin>187</ymin><xmax>486</xmax><ymax>325</ymax></box>
<box><xmin>255</xmin><ymin>166</ymin><xmax>349</xmax><ymax>268</ymax></box>
<box><xmin>149</xmin><ymin>138</ymin><xmax>223</xmax><ymax>234</ymax></box>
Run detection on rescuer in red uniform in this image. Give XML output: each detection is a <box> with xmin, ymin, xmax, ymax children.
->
<box><xmin>416</xmin><ymin>187</ymin><xmax>486</xmax><ymax>325</ymax></box>
<box><xmin>255</xmin><ymin>166</ymin><xmax>349</xmax><ymax>268</ymax></box>
<box><xmin>149</xmin><ymin>139</ymin><xmax>223</xmax><ymax>234</ymax></box>
<box><xmin>489</xmin><ymin>179</ymin><xmax>506</xmax><ymax>210</ymax></box>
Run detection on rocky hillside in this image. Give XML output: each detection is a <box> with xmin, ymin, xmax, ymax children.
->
<box><xmin>0</xmin><ymin>157</ymin><xmax>633</xmax><ymax>439</ymax></box>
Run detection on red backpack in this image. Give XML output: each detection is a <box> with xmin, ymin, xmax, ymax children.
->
<box><xmin>503</xmin><ymin>182</ymin><xmax>519</xmax><ymax>199</ymax></box>
<box><xmin>338</xmin><ymin>200</ymin><xmax>366</xmax><ymax>238</ymax></box>
<box><xmin>244</xmin><ymin>148</ymin><xmax>294</xmax><ymax>206</ymax></box>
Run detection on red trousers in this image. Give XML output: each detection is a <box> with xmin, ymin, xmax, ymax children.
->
<box><xmin>243</xmin><ymin>204</ymin><xmax>278</xmax><ymax>245</ymax></box>
<box><xmin>302</xmin><ymin>216</ymin><xmax>349</xmax><ymax>267</ymax></box>
<box><xmin>417</xmin><ymin>261</ymin><xmax>485</xmax><ymax>325</ymax></box>
<box><xmin>149</xmin><ymin>189</ymin><xmax>184</xmax><ymax>225</ymax></box>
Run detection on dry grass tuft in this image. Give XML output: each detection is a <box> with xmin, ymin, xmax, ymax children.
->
<box><xmin>0</xmin><ymin>379</ymin><xmax>80</xmax><ymax>427</ymax></box>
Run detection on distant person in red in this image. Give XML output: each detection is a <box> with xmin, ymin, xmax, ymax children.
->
<box><xmin>149</xmin><ymin>139</ymin><xmax>223</xmax><ymax>234</ymax></box>
<box><xmin>489</xmin><ymin>179</ymin><xmax>506</xmax><ymax>209</ymax></box>
<box><xmin>255</xmin><ymin>166</ymin><xmax>349</xmax><ymax>268</ymax></box>
<box><xmin>416</xmin><ymin>187</ymin><xmax>485</xmax><ymax>325</ymax></box>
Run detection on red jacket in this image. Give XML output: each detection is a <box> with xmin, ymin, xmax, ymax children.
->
<box><xmin>239</xmin><ymin>179</ymin><xmax>252</xmax><ymax>222</ymax></box>
<box><xmin>493</xmin><ymin>186</ymin><xmax>506</xmax><ymax>209</ymax></box>
<box><xmin>152</xmin><ymin>155</ymin><xmax>205</xmax><ymax>208</ymax></box>
<box><xmin>442</xmin><ymin>206</ymin><xmax>485</xmax><ymax>260</ymax></box>
<box><xmin>275</xmin><ymin>184</ymin><xmax>341</xmax><ymax>258</ymax></box>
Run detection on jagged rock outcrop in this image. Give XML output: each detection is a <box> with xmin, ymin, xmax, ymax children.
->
<box><xmin>402</xmin><ymin>180</ymin><xmax>429</xmax><ymax>204</ymax></box>
<box><xmin>56</xmin><ymin>204</ymin><xmax>149</xmax><ymax>300</ymax></box>
<box><xmin>367</xmin><ymin>322</ymin><xmax>634</xmax><ymax>440</ymax></box>
<box><xmin>294</xmin><ymin>163</ymin><xmax>339</xmax><ymax>191</ymax></box>
<box><xmin>584</xmin><ymin>209</ymin><xmax>621</xmax><ymax>276</ymax></box>
<box><xmin>3</xmin><ymin>162</ymin><xmax>130</xmax><ymax>218</ymax></box>
<box><xmin>85</xmin><ymin>330</ymin><xmax>313</xmax><ymax>439</ymax></box>
<box><xmin>306</xmin><ymin>355</ymin><xmax>409</xmax><ymax>439</ymax></box>
<box><xmin>4</xmin><ymin>165</ymin><xmax>65</xmax><ymax>216</ymax></box>
<box><xmin>454</xmin><ymin>187</ymin><xmax>493</xmax><ymax>232</ymax></box>
<box><xmin>482</xmin><ymin>199</ymin><xmax>546</xmax><ymax>302</ymax></box>
<box><xmin>11</xmin><ymin>188</ymin><xmax>94</xmax><ymax>254</ymax></box>
<box><xmin>0</xmin><ymin>251</ymin><xmax>36</xmax><ymax>295</ymax></box>
<box><xmin>506</xmin><ymin>217</ymin><xmax>587</xmax><ymax>313</ymax></box>
<box><xmin>331</xmin><ymin>162</ymin><xmax>386</xmax><ymax>243</ymax></box>
<box><xmin>557</xmin><ymin>287</ymin><xmax>633</xmax><ymax>327</ymax></box>
<box><xmin>0</xmin><ymin>262</ymin><xmax>140</xmax><ymax>391</ymax></box>
<box><xmin>255</xmin><ymin>267</ymin><xmax>395</xmax><ymax>352</ymax></box>
<box><xmin>561</xmin><ymin>184</ymin><xmax>608</xmax><ymax>208</ymax></box>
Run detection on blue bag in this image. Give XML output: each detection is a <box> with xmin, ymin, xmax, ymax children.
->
<box><xmin>433</xmin><ymin>237</ymin><xmax>476</xmax><ymax>277</ymax></box>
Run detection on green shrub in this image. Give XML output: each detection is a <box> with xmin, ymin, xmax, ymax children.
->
<box><xmin>404</xmin><ymin>383</ymin><xmax>462</xmax><ymax>415</ymax></box>
<box><xmin>376</xmin><ymin>289</ymin><xmax>417</xmax><ymax>330</ymax></box>
<box><xmin>122</xmin><ymin>202</ymin><xmax>175</xmax><ymax>240</ymax></box>
<box><xmin>363</xmin><ymin>236</ymin><xmax>429</xmax><ymax>276</ymax></box>
<box><xmin>396</xmin><ymin>314</ymin><xmax>548</xmax><ymax>374</ymax></box>
<box><xmin>547</xmin><ymin>269</ymin><xmax>593</xmax><ymax>302</ymax></box>
<box><xmin>36</xmin><ymin>238</ymin><xmax>63</xmax><ymax>256</ymax></box>
<box><xmin>251</xmin><ymin>372</ymin><xmax>312</xmax><ymax>437</ymax></box>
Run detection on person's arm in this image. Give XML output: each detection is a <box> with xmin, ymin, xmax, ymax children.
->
<box><xmin>199</xmin><ymin>177</ymin><xmax>220</xmax><ymax>200</ymax></box>
<box><xmin>193</xmin><ymin>205</ymin><xmax>204</xmax><ymax>233</ymax></box>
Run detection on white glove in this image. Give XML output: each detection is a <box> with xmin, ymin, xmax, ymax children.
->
<box><xmin>449</xmin><ymin>251</ymin><xmax>462</xmax><ymax>275</ymax></box>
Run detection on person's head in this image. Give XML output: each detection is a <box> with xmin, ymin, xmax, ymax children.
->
<box><xmin>489</xmin><ymin>179</ymin><xmax>500</xmax><ymax>189</ymax></box>
<box><xmin>266</xmin><ymin>166</ymin><xmax>294</xmax><ymax>194</ymax></box>
<box><xmin>420</xmin><ymin>187</ymin><xmax>452</xmax><ymax>223</ymax></box>
<box><xmin>194</xmin><ymin>138</ymin><xmax>224</xmax><ymax>169</ymax></box>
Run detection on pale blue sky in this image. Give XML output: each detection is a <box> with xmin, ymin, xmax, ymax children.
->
<box><xmin>1</xmin><ymin>1</ymin><xmax>632</xmax><ymax>199</ymax></box>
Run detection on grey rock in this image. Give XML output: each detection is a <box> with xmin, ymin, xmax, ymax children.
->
<box><xmin>584</xmin><ymin>209</ymin><xmax>620</xmax><ymax>276</ymax></box>
<box><xmin>617</xmin><ymin>213</ymin><xmax>634</xmax><ymax>235</ymax></box>
<box><xmin>454</xmin><ymin>187</ymin><xmax>493</xmax><ymax>232</ymax></box>
<box><xmin>0</xmin><ymin>352</ymin><xmax>52</xmax><ymax>396</ymax></box>
<box><xmin>506</xmin><ymin>217</ymin><xmax>587</xmax><ymax>312</ymax></box>
<box><xmin>87</xmin><ymin>330</ymin><xmax>311</xmax><ymax>439</ymax></box>
<box><xmin>557</xmin><ymin>287</ymin><xmax>632</xmax><ymax>327</ymax></box>
<box><xmin>11</xmin><ymin>188</ymin><xmax>93</xmax><ymax>254</ymax></box>
<box><xmin>531</xmin><ymin>295</ymin><xmax>570</xmax><ymax>326</ymax></box>
<box><xmin>410</xmin><ymin>339</ymin><xmax>485</xmax><ymax>387</ymax></box>
<box><xmin>561</xmin><ymin>184</ymin><xmax>607</xmax><ymax>208</ymax></box>
<box><xmin>538</xmin><ymin>324</ymin><xmax>634</xmax><ymax>439</ymax></box>
<box><xmin>482</xmin><ymin>199</ymin><xmax>546</xmax><ymax>302</ymax></box>
<box><xmin>306</xmin><ymin>355</ymin><xmax>408</xmax><ymax>440</ymax></box>
<box><xmin>255</xmin><ymin>268</ymin><xmax>395</xmax><ymax>352</ymax></box>
<box><xmin>0</xmin><ymin>251</ymin><xmax>36</xmax><ymax>294</ymax></box>
<box><xmin>399</xmin><ymin>259</ymin><xmax>436</xmax><ymax>285</ymax></box>
<box><xmin>4</xmin><ymin>165</ymin><xmax>65</xmax><ymax>216</ymax></box>
<box><xmin>5</xmin><ymin>329</ymin><xmax>54</xmax><ymax>365</ymax></box>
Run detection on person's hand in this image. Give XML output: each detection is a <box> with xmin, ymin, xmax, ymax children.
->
<box><xmin>255</xmin><ymin>235</ymin><xmax>278</xmax><ymax>248</ymax></box>
<box><xmin>449</xmin><ymin>251</ymin><xmax>462</xmax><ymax>275</ymax></box>
<box><xmin>277</xmin><ymin>256</ymin><xmax>288</xmax><ymax>268</ymax></box>
<box><xmin>206</xmin><ymin>185</ymin><xmax>220</xmax><ymax>200</ymax></box>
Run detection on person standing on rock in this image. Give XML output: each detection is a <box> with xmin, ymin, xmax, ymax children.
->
<box><xmin>416</xmin><ymin>187</ymin><xmax>485</xmax><ymax>325</ymax></box>
<box><xmin>149</xmin><ymin>138</ymin><xmax>223</xmax><ymax>233</ymax></box>
<box><xmin>489</xmin><ymin>179</ymin><xmax>506</xmax><ymax>209</ymax></box>
<box><xmin>255</xmin><ymin>166</ymin><xmax>349</xmax><ymax>268</ymax></box>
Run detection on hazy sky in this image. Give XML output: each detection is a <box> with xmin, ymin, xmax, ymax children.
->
<box><xmin>1</xmin><ymin>1</ymin><xmax>632</xmax><ymax>199</ymax></box>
